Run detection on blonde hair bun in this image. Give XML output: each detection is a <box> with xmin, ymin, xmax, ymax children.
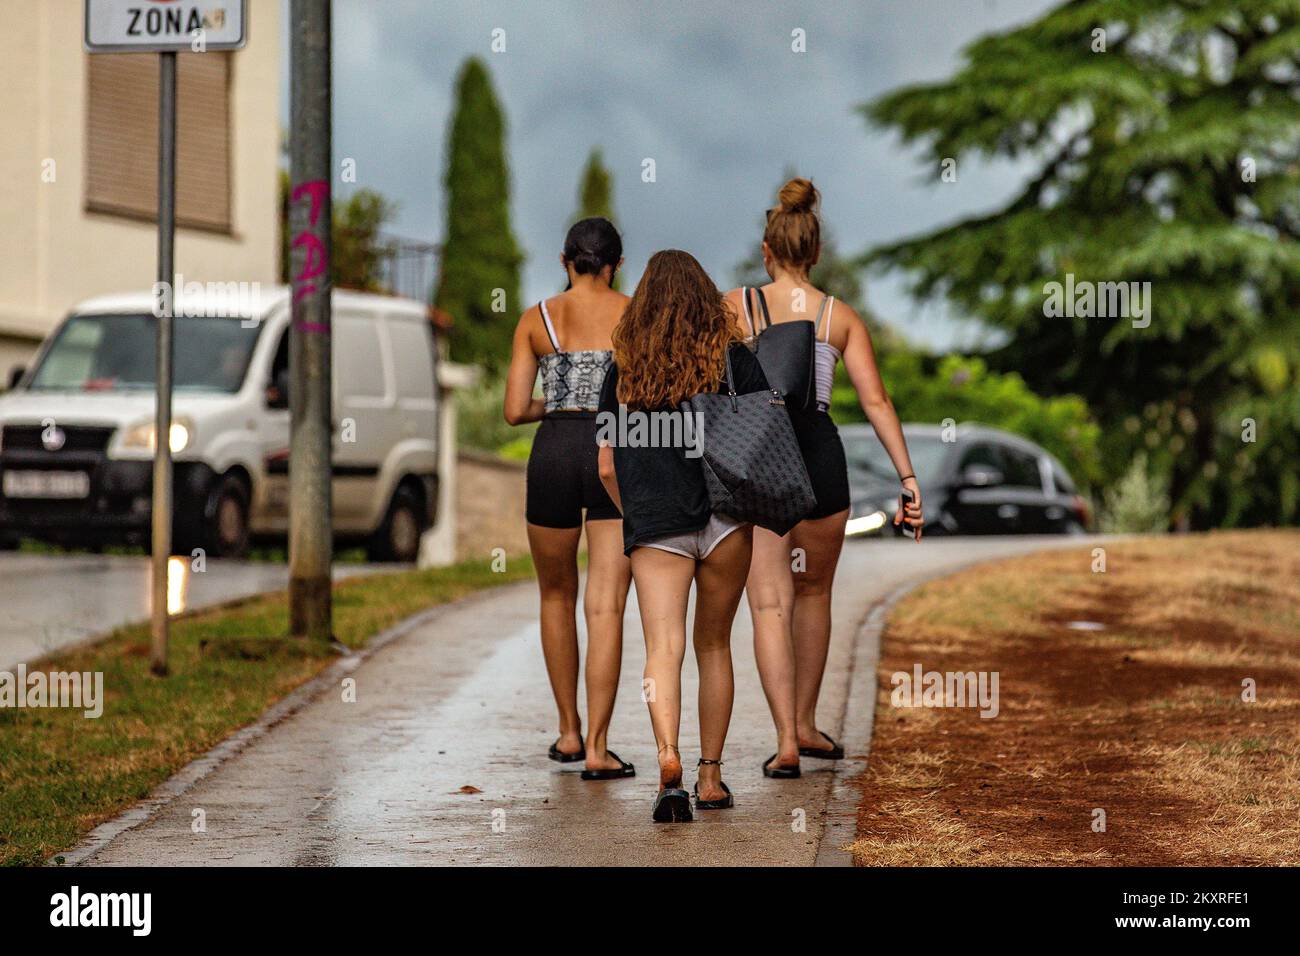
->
<box><xmin>777</xmin><ymin>177</ymin><xmax>818</xmax><ymax>214</ymax></box>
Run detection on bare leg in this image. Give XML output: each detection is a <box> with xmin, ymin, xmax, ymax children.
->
<box><xmin>692</xmin><ymin>526</ymin><xmax>753</xmax><ymax>800</ymax></box>
<box><xmin>527</xmin><ymin>522</ymin><xmax>584</xmax><ymax>755</ymax></box>
<box><xmin>629</xmin><ymin>546</ymin><xmax>695</xmax><ymax>788</ymax></box>
<box><xmin>789</xmin><ymin>509</ymin><xmax>848</xmax><ymax>750</ymax></box>
<box><xmin>745</xmin><ymin>525</ymin><xmax>800</xmax><ymax>770</ymax></box>
<box><xmin>581</xmin><ymin>518</ymin><xmax>632</xmax><ymax>772</ymax></box>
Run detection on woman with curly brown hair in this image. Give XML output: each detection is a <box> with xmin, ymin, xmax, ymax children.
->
<box><xmin>596</xmin><ymin>249</ymin><xmax>771</xmax><ymax>823</ymax></box>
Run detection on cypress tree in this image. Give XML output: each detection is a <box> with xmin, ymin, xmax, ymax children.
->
<box><xmin>574</xmin><ymin>148</ymin><xmax>619</xmax><ymax>289</ymax></box>
<box><xmin>435</xmin><ymin>57</ymin><xmax>523</xmax><ymax>370</ymax></box>
<box><xmin>575</xmin><ymin>148</ymin><xmax>616</xmax><ymax>223</ymax></box>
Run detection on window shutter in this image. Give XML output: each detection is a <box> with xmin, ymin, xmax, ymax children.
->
<box><xmin>85</xmin><ymin>52</ymin><xmax>232</xmax><ymax>232</ymax></box>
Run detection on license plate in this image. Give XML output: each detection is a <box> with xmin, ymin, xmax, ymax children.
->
<box><xmin>2</xmin><ymin>470</ymin><xmax>91</xmax><ymax>499</ymax></box>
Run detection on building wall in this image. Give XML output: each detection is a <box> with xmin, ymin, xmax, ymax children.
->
<box><xmin>0</xmin><ymin>0</ymin><xmax>280</xmax><ymax>373</ymax></box>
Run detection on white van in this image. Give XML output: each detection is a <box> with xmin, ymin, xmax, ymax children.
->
<box><xmin>0</xmin><ymin>286</ymin><xmax>441</xmax><ymax>562</ymax></box>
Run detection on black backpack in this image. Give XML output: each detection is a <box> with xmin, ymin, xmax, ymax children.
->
<box><xmin>744</xmin><ymin>286</ymin><xmax>817</xmax><ymax>413</ymax></box>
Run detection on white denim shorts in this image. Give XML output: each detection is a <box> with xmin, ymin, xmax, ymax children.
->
<box><xmin>636</xmin><ymin>514</ymin><xmax>747</xmax><ymax>560</ymax></box>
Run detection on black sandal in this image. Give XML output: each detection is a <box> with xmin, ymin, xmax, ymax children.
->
<box><xmin>652</xmin><ymin>744</ymin><xmax>692</xmax><ymax>823</ymax></box>
<box><xmin>763</xmin><ymin>754</ymin><xmax>802</xmax><ymax>779</ymax></box>
<box><xmin>548</xmin><ymin>736</ymin><xmax>585</xmax><ymax>763</ymax></box>
<box><xmin>693</xmin><ymin>758</ymin><xmax>734</xmax><ymax>809</ymax></box>
<box><xmin>798</xmin><ymin>731</ymin><xmax>844</xmax><ymax>761</ymax></box>
<box><xmin>580</xmin><ymin>750</ymin><xmax>636</xmax><ymax>780</ymax></box>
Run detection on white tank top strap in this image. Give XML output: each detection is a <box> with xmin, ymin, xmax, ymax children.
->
<box><xmin>538</xmin><ymin>299</ymin><xmax>561</xmax><ymax>352</ymax></box>
<box><xmin>815</xmin><ymin>295</ymin><xmax>835</xmax><ymax>343</ymax></box>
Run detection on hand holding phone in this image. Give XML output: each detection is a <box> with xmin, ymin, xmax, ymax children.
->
<box><xmin>895</xmin><ymin>486</ymin><xmax>924</xmax><ymax>542</ymax></box>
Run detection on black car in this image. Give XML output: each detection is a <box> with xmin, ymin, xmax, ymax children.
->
<box><xmin>840</xmin><ymin>423</ymin><xmax>1090</xmax><ymax>537</ymax></box>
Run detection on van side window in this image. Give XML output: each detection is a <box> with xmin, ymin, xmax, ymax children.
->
<box><xmin>266</xmin><ymin>328</ymin><xmax>290</xmax><ymax>409</ymax></box>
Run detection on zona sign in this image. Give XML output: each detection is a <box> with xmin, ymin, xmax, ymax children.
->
<box><xmin>84</xmin><ymin>0</ymin><xmax>247</xmax><ymax>53</ymax></box>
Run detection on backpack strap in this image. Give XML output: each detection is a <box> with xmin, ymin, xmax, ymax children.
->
<box><xmin>538</xmin><ymin>299</ymin><xmax>561</xmax><ymax>352</ymax></box>
<box><xmin>752</xmin><ymin>287</ymin><xmax>773</xmax><ymax>331</ymax></box>
<box><xmin>740</xmin><ymin>288</ymin><xmax>758</xmax><ymax>339</ymax></box>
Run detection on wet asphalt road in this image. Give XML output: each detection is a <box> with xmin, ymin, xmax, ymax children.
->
<box><xmin>0</xmin><ymin>553</ymin><xmax>389</xmax><ymax>671</ymax></box>
<box><xmin>74</xmin><ymin>535</ymin><xmax>1098</xmax><ymax>866</ymax></box>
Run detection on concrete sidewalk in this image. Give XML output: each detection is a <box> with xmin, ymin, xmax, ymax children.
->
<box><xmin>72</xmin><ymin>536</ymin><xmax>1095</xmax><ymax>866</ymax></box>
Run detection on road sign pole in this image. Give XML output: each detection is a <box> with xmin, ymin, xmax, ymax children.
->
<box><xmin>150</xmin><ymin>49</ymin><xmax>177</xmax><ymax>677</ymax></box>
<box><xmin>288</xmin><ymin>0</ymin><xmax>333</xmax><ymax>641</ymax></box>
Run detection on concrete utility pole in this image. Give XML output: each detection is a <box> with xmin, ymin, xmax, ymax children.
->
<box><xmin>150</xmin><ymin>50</ymin><xmax>177</xmax><ymax>676</ymax></box>
<box><xmin>288</xmin><ymin>0</ymin><xmax>334</xmax><ymax>640</ymax></box>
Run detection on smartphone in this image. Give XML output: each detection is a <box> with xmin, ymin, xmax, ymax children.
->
<box><xmin>899</xmin><ymin>488</ymin><xmax>916</xmax><ymax>538</ymax></box>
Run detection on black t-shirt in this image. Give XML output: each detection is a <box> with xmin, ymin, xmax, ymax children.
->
<box><xmin>597</xmin><ymin>342</ymin><xmax>770</xmax><ymax>555</ymax></box>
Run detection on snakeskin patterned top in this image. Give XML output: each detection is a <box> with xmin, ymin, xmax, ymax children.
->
<box><xmin>538</xmin><ymin>300</ymin><xmax>613</xmax><ymax>414</ymax></box>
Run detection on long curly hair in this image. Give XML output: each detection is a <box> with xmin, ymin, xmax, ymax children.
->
<box><xmin>613</xmin><ymin>250</ymin><xmax>738</xmax><ymax>410</ymax></box>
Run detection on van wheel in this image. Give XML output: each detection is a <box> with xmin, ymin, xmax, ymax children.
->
<box><xmin>203</xmin><ymin>474</ymin><xmax>251</xmax><ymax>559</ymax></box>
<box><xmin>367</xmin><ymin>484</ymin><xmax>425</xmax><ymax>563</ymax></box>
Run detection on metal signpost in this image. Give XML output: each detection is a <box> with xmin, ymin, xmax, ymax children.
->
<box><xmin>84</xmin><ymin>1</ymin><xmax>247</xmax><ymax>675</ymax></box>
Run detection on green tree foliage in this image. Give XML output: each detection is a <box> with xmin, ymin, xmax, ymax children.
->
<box><xmin>575</xmin><ymin>148</ymin><xmax>616</xmax><ymax>223</ymax></box>
<box><xmin>831</xmin><ymin>353</ymin><xmax>1102</xmax><ymax>488</ymax></box>
<box><xmin>332</xmin><ymin>190</ymin><xmax>398</xmax><ymax>292</ymax></box>
<box><xmin>574</xmin><ymin>148</ymin><xmax>619</xmax><ymax>289</ymax></box>
<box><xmin>277</xmin><ymin>170</ymin><xmax>397</xmax><ymax>292</ymax></box>
<box><xmin>863</xmin><ymin>0</ymin><xmax>1300</xmax><ymax>528</ymax></box>
<box><xmin>435</xmin><ymin>58</ymin><xmax>523</xmax><ymax>371</ymax></box>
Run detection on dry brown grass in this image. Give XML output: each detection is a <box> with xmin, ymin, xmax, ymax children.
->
<box><xmin>849</xmin><ymin>529</ymin><xmax>1300</xmax><ymax>866</ymax></box>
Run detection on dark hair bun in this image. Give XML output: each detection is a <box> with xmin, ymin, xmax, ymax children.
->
<box><xmin>777</xmin><ymin>178</ymin><xmax>818</xmax><ymax>214</ymax></box>
<box><xmin>563</xmin><ymin>217</ymin><xmax>623</xmax><ymax>277</ymax></box>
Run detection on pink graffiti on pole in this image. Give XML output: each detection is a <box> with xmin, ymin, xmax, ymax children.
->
<box><xmin>290</xmin><ymin>179</ymin><xmax>329</xmax><ymax>332</ymax></box>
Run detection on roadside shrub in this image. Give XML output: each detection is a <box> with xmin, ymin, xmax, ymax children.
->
<box><xmin>1100</xmin><ymin>452</ymin><xmax>1171</xmax><ymax>533</ymax></box>
<box><xmin>457</xmin><ymin>373</ymin><xmax>536</xmax><ymax>454</ymax></box>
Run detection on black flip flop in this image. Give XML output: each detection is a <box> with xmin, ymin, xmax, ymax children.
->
<box><xmin>693</xmin><ymin>781</ymin><xmax>734</xmax><ymax>810</ymax></box>
<box><xmin>652</xmin><ymin>787</ymin><xmax>693</xmax><ymax>823</ymax></box>
<box><xmin>763</xmin><ymin>754</ymin><xmax>802</xmax><ymax>779</ymax></box>
<box><xmin>798</xmin><ymin>731</ymin><xmax>844</xmax><ymax>761</ymax></box>
<box><xmin>580</xmin><ymin>750</ymin><xmax>636</xmax><ymax>780</ymax></box>
<box><xmin>548</xmin><ymin>736</ymin><xmax>585</xmax><ymax>763</ymax></box>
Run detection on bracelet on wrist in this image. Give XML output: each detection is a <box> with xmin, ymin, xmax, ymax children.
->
<box><xmin>899</xmin><ymin>474</ymin><xmax>915</xmax><ymax>483</ymax></box>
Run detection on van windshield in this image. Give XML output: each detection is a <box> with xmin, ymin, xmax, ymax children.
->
<box><xmin>26</xmin><ymin>313</ymin><xmax>262</xmax><ymax>393</ymax></box>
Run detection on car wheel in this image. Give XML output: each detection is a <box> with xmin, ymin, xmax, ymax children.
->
<box><xmin>367</xmin><ymin>484</ymin><xmax>425</xmax><ymax>563</ymax></box>
<box><xmin>202</xmin><ymin>474</ymin><xmax>251</xmax><ymax>559</ymax></box>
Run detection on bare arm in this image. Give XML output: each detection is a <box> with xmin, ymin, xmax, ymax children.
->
<box><xmin>597</xmin><ymin>443</ymin><xmax>622</xmax><ymax>514</ymax></box>
<box><xmin>503</xmin><ymin>310</ymin><xmax>546</xmax><ymax>426</ymax></box>
<box><xmin>840</xmin><ymin>308</ymin><xmax>924</xmax><ymax>538</ymax></box>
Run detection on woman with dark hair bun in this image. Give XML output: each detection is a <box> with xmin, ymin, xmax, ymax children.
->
<box><xmin>504</xmin><ymin>217</ymin><xmax>636</xmax><ymax>782</ymax></box>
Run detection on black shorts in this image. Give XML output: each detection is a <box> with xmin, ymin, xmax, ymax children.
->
<box><xmin>789</xmin><ymin>407</ymin><xmax>851</xmax><ymax>520</ymax></box>
<box><xmin>525</xmin><ymin>412</ymin><xmax>622</xmax><ymax>528</ymax></box>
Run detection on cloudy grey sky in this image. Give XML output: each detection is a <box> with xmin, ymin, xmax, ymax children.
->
<box><xmin>282</xmin><ymin>0</ymin><xmax>1057</xmax><ymax>351</ymax></box>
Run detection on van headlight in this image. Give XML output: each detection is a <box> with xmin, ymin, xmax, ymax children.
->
<box><xmin>122</xmin><ymin>417</ymin><xmax>192</xmax><ymax>454</ymax></box>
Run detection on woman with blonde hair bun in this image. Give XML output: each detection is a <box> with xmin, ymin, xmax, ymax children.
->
<box><xmin>725</xmin><ymin>177</ymin><xmax>924</xmax><ymax>778</ymax></box>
